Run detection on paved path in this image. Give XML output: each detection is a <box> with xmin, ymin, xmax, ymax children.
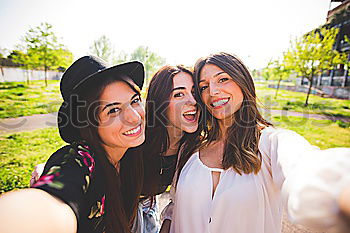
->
<box><xmin>0</xmin><ymin>113</ymin><xmax>57</xmax><ymax>135</ymax></box>
<box><xmin>0</xmin><ymin>110</ymin><xmax>349</xmax><ymax>135</ymax></box>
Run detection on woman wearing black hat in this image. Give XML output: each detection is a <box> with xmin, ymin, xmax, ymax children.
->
<box><xmin>0</xmin><ymin>56</ymin><xmax>146</xmax><ymax>233</ymax></box>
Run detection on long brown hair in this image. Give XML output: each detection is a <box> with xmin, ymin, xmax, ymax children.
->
<box><xmin>142</xmin><ymin>65</ymin><xmax>199</xmax><ymax>196</ymax></box>
<box><xmin>178</xmin><ymin>52</ymin><xmax>272</xmax><ymax>181</ymax></box>
<box><xmin>77</xmin><ymin>74</ymin><xmax>143</xmax><ymax>233</ymax></box>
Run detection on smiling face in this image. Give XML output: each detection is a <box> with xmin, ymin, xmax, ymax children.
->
<box><xmin>167</xmin><ymin>72</ymin><xmax>199</xmax><ymax>134</ymax></box>
<box><xmin>97</xmin><ymin>80</ymin><xmax>145</xmax><ymax>156</ymax></box>
<box><xmin>198</xmin><ymin>64</ymin><xmax>243</xmax><ymax>121</ymax></box>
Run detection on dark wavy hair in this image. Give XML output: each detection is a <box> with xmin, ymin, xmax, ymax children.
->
<box><xmin>177</xmin><ymin>52</ymin><xmax>272</xmax><ymax>182</ymax></box>
<box><xmin>142</xmin><ymin>65</ymin><xmax>199</xmax><ymax>196</ymax></box>
<box><xmin>76</xmin><ymin>74</ymin><xmax>143</xmax><ymax>233</ymax></box>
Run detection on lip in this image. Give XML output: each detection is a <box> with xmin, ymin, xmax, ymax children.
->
<box><xmin>211</xmin><ymin>98</ymin><xmax>230</xmax><ymax>109</ymax></box>
<box><xmin>182</xmin><ymin>109</ymin><xmax>198</xmax><ymax>123</ymax></box>
<box><xmin>122</xmin><ymin>124</ymin><xmax>142</xmax><ymax>137</ymax></box>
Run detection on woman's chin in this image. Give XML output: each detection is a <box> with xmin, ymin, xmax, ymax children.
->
<box><xmin>182</xmin><ymin>125</ymin><xmax>198</xmax><ymax>134</ymax></box>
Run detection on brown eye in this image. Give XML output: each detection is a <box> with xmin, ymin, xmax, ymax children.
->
<box><xmin>199</xmin><ymin>85</ymin><xmax>208</xmax><ymax>92</ymax></box>
<box><xmin>219</xmin><ymin>77</ymin><xmax>229</xmax><ymax>83</ymax></box>
<box><xmin>174</xmin><ymin>92</ymin><xmax>184</xmax><ymax>98</ymax></box>
<box><xmin>131</xmin><ymin>97</ymin><xmax>141</xmax><ymax>105</ymax></box>
<box><xmin>108</xmin><ymin>108</ymin><xmax>121</xmax><ymax>115</ymax></box>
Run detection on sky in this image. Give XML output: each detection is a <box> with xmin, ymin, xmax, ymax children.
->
<box><xmin>0</xmin><ymin>0</ymin><xmax>341</xmax><ymax>69</ymax></box>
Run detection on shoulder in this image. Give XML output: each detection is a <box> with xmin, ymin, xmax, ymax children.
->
<box><xmin>259</xmin><ymin>127</ymin><xmax>304</xmax><ymax>147</ymax></box>
<box><xmin>44</xmin><ymin>141</ymin><xmax>96</xmax><ymax>174</ymax></box>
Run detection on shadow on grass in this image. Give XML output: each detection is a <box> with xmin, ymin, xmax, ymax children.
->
<box><xmin>283</xmin><ymin>101</ymin><xmax>337</xmax><ymax>110</ymax></box>
<box><xmin>0</xmin><ymin>83</ymin><xmax>27</xmax><ymax>90</ymax></box>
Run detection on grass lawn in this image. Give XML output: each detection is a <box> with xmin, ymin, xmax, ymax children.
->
<box><xmin>0</xmin><ymin>127</ymin><xmax>65</xmax><ymax>193</ymax></box>
<box><xmin>272</xmin><ymin>115</ymin><xmax>350</xmax><ymax>149</ymax></box>
<box><xmin>1</xmin><ymin>116</ymin><xmax>349</xmax><ymax>193</ymax></box>
<box><xmin>256</xmin><ymin>83</ymin><xmax>350</xmax><ymax>118</ymax></box>
<box><xmin>0</xmin><ymin>80</ymin><xmax>149</xmax><ymax>119</ymax></box>
<box><xmin>0</xmin><ymin>80</ymin><xmax>62</xmax><ymax>119</ymax></box>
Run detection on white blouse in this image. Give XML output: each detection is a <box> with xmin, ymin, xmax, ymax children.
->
<box><xmin>165</xmin><ymin>127</ymin><xmax>350</xmax><ymax>233</ymax></box>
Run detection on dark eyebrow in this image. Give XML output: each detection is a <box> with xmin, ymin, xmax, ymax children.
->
<box><xmin>214</xmin><ymin>71</ymin><xmax>225</xmax><ymax>77</ymax></box>
<box><xmin>102</xmin><ymin>102</ymin><xmax>121</xmax><ymax>111</ymax></box>
<box><xmin>172</xmin><ymin>87</ymin><xmax>186</xmax><ymax>92</ymax></box>
<box><xmin>102</xmin><ymin>93</ymin><xmax>139</xmax><ymax>111</ymax></box>
<box><xmin>199</xmin><ymin>71</ymin><xmax>226</xmax><ymax>83</ymax></box>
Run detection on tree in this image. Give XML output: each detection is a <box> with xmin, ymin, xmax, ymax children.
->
<box><xmin>20</xmin><ymin>22</ymin><xmax>73</xmax><ymax>86</ymax></box>
<box><xmin>130</xmin><ymin>46</ymin><xmax>165</xmax><ymax>85</ymax></box>
<box><xmin>265</xmin><ymin>58</ymin><xmax>291</xmax><ymax>99</ymax></box>
<box><xmin>0</xmin><ymin>47</ymin><xmax>8</xmax><ymax>59</ymax></box>
<box><xmin>89</xmin><ymin>35</ymin><xmax>114</xmax><ymax>63</ymax></box>
<box><xmin>8</xmin><ymin>50</ymin><xmax>31</xmax><ymax>84</ymax></box>
<box><xmin>284</xmin><ymin>27</ymin><xmax>346</xmax><ymax>106</ymax></box>
<box><xmin>113</xmin><ymin>51</ymin><xmax>129</xmax><ymax>64</ymax></box>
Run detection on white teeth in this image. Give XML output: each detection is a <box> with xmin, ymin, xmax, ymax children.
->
<box><xmin>212</xmin><ymin>99</ymin><xmax>229</xmax><ymax>107</ymax></box>
<box><xmin>124</xmin><ymin>125</ymin><xmax>141</xmax><ymax>135</ymax></box>
<box><xmin>183</xmin><ymin>110</ymin><xmax>197</xmax><ymax>115</ymax></box>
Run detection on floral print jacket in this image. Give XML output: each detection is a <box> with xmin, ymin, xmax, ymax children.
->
<box><xmin>32</xmin><ymin>141</ymin><xmax>106</xmax><ymax>233</ymax></box>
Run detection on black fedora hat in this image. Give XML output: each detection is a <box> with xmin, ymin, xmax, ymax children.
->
<box><xmin>58</xmin><ymin>55</ymin><xmax>145</xmax><ymax>143</ymax></box>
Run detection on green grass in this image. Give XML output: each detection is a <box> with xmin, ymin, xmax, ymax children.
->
<box><xmin>1</xmin><ymin>117</ymin><xmax>349</xmax><ymax>193</ymax></box>
<box><xmin>0</xmin><ymin>80</ymin><xmax>62</xmax><ymax>119</ymax></box>
<box><xmin>0</xmin><ymin>127</ymin><xmax>66</xmax><ymax>194</ymax></box>
<box><xmin>0</xmin><ymin>80</ymin><xmax>149</xmax><ymax>119</ymax></box>
<box><xmin>256</xmin><ymin>83</ymin><xmax>350</xmax><ymax>118</ymax></box>
<box><xmin>271</xmin><ymin>115</ymin><xmax>350</xmax><ymax>149</ymax></box>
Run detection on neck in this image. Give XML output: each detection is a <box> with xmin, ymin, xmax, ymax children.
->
<box><xmin>103</xmin><ymin>145</ymin><xmax>127</xmax><ymax>171</ymax></box>
<box><xmin>218</xmin><ymin>116</ymin><xmax>235</xmax><ymax>139</ymax></box>
<box><xmin>165</xmin><ymin>126</ymin><xmax>184</xmax><ymax>155</ymax></box>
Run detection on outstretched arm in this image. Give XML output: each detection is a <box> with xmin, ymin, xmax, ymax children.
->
<box><xmin>0</xmin><ymin>188</ymin><xmax>77</xmax><ymax>233</ymax></box>
<box><xmin>263</xmin><ymin>128</ymin><xmax>350</xmax><ymax>232</ymax></box>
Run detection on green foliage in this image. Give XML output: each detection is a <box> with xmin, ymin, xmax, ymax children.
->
<box><xmin>114</xmin><ymin>51</ymin><xmax>129</xmax><ymax>64</ymax></box>
<box><xmin>130</xmin><ymin>46</ymin><xmax>166</xmax><ymax>85</ymax></box>
<box><xmin>89</xmin><ymin>35</ymin><xmax>114</xmax><ymax>63</ymax></box>
<box><xmin>16</xmin><ymin>22</ymin><xmax>73</xmax><ymax>86</ymax></box>
<box><xmin>336</xmin><ymin>120</ymin><xmax>350</xmax><ymax>128</ymax></box>
<box><xmin>262</xmin><ymin>59</ymin><xmax>292</xmax><ymax>98</ymax></box>
<box><xmin>0</xmin><ymin>47</ymin><xmax>8</xmax><ymax>58</ymax></box>
<box><xmin>284</xmin><ymin>27</ymin><xmax>348</xmax><ymax>106</ymax></box>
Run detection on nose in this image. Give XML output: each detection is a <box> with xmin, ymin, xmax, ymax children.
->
<box><xmin>187</xmin><ymin>92</ymin><xmax>197</xmax><ymax>105</ymax></box>
<box><xmin>209</xmin><ymin>82</ymin><xmax>219</xmax><ymax>96</ymax></box>
<box><xmin>124</xmin><ymin>105</ymin><xmax>142</xmax><ymax>125</ymax></box>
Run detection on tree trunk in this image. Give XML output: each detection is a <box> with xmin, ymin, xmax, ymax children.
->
<box><xmin>343</xmin><ymin>68</ymin><xmax>348</xmax><ymax>87</ymax></box>
<box><xmin>44</xmin><ymin>66</ymin><xmax>48</xmax><ymax>86</ymax></box>
<box><xmin>26</xmin><ymin>68</ymin><xmax>30</xmax><ymax>85</ymax></box>
<box><xmin>275</xmin><ymin>78</ymin><xmax>282</xmax><ymax>99</ymax></box>
<box><xmin>304</xmin><ymin>76</ymin><xmax>314</xmax><ymax>107</ymax></box>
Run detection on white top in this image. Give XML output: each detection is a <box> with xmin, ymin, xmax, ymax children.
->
<box><xmin>164</xmin><ymin>127</ymin><xmax>350</xmax><ymax>233</ymax></box>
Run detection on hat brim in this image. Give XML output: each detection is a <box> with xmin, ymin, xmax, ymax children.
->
<box><xmin>73</xmin><ymin>61</ymin><xmax>144</xmax><ymax>92</ymax></box>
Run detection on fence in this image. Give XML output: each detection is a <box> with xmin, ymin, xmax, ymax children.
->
<box><xmin>0</xmin><ymin>67</ymin><xmax>63</xmax><ymax>82</ymax></box>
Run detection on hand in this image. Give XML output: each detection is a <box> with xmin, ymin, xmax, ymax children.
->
<box><xmin>30</xmin><ymin>163</ymin><xmax>45</xmax><ymax>187</ymax></box>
